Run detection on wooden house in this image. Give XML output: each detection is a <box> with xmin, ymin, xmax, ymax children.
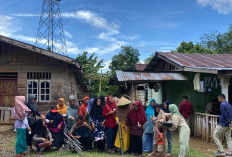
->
<box><xmin>0</xmin><ymin>35</ymin><xmax>86</xmax><ymax>111</ymax></box>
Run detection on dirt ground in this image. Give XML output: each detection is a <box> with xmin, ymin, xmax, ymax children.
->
<box><xmin>0</xmin><ymin>126</ymin><xmax>218</xmax><ymax>157</ymax></box>
<box><xmin>0</xmin><ymin>125</ymin><xmax>17</xmax><ymax>157</ymax></box>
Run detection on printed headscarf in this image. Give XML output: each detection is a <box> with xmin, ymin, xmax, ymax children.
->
<box><xmin>146</xmin><ymin>99</ymin><xmax>156</xmax><ymax>120</ymax></box>
<box><xmin>13</xmin><ymin>96</ymin><xmax>31</xmax><ymax>121</ymax></box>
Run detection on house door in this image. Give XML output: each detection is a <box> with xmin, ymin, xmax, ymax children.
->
<box><xmin>0</xmin><ymin>73</ymin><xmax>18</xmax><ymax>107</ymax></box>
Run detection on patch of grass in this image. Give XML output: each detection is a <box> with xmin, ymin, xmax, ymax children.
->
<box><xmin>43</xmin><ymin>142</ymin><xmax>214</xmax><ymax>157</ymax></box>
<box><xmin>7</xmin><ymin>137</ymin><xmax>16</xmax><ymax>147</ymax></box>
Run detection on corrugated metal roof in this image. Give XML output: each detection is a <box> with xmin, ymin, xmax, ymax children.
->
<box><xmin>157</xmin><ymin>52</ymin><xmax>232</xmax><ymax>70</ymax></box>
<box><xmin>116</xmin><ymin>70</ymin><xmax>187</xmax><ymax>81</ymax></box>
<box><xmin>135</xmin><ymin>64</ymin><xmax>147</xmax><ymax>71</ymax></box>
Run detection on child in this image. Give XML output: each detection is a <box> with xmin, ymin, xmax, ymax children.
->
<box><xmin>157</xmin><ymin>125</ymin><xmax>165</xmax><ymax>157</ymax></box>
<box><xmin>32</xmin><ymin>119</ymin><xmax>53</xmax><ymax>153</ymax></box>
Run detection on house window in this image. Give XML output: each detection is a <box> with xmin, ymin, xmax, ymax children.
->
<box><xmin>39</xmin><ymin>80</ymin><xmax>50</xmax><ymax>102</ymax></box>
<box><xmin>27</xmin><ymin>80</ymin><xmax>38</xmax><ymax>101</ymax></box>
<box><xmin>27</xmin><ymin>72</ymin><xmax>51</xmax><ymax>102</ymax></box>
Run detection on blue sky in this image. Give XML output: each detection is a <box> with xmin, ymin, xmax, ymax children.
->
<box><xmin>0</xmin><ymin>0</ymin><xmax>232</xmax><ymax>72</ymax></box>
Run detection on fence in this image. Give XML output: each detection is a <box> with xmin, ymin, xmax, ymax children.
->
<box><xmin>194</xmin><ymin>112</ymin><xmax>220</xmax><ymax>143</ymax></box>
<box><xmin>0</xmin><ymin>107</ymin><xmax>14</xmax><ymax>124</ymax></box>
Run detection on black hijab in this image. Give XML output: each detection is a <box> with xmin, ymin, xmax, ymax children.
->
<box><xmin>33</xmin><ymin>119</ymin><xmax>47</xmax><ymax>138</ymax></box>
<box><xmin>90</xmin><ymin>98</ymin><xmax>104</xmax><ymax>120</ymax></box>
<box><xmin>99</xmin><ymin>96</ymin><xmax>106</xmax><ymax>106</ymax></box>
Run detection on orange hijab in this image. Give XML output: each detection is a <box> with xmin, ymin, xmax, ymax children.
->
<box><xmin>57</xmin><ymin>98</ymin><xmax>67</xmax><ymax>115</ymax></box>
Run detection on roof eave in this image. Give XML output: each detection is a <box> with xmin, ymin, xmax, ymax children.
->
<box><xmin>184</xmin><ymin>67</ymin><xmax>218</xmax><ymax>74</ymax></box>
<box><xmin>156</xmin><ymin>52</ymin><xmax>184</xmax><ymax>71</ymax></box>
<box><xmin>0</xmin><ymin>35</ymin><xmax>81</xmax><ymax>70</ymax></box>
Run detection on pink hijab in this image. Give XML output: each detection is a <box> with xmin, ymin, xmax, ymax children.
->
<box><xmin>13</xmin><ymin>96</ymin><xmax>31</xmax><ymax>121</ymax></box>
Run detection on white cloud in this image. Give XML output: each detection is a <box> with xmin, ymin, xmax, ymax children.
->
<box><xmin>62</xmin><ymin>10</ymin><xmax>120</xmax><ymax>31</ymax></box>
<box><xmin>97</xmin><ymin>30</ymin><xmax>119</xmax><ymax>42</ymax></box>
<box><xmin>0</xmin><ymin>15</ymin><xmax>19</xmax><ymax>37</ymax></box>
<box><xmin>12</xmin><ymin>13</ymin><xmax>40</xmax><ymax>17</ymax></box>
<box><xmin>100</xmin><ymin>60</ymin><xmax>112</xmax><ymax>73</ymax></box>
<box><xmin>197</xmin><ymin>0</ymin><xmax>232</xmax><ymax>14</ymax></box>
<box><xmin>85</xmin><ymin>47</ymin><xmax>100</xmax><ymax>53</ymax></box>
<box><xmin>64</xmin><ymin>30</ymin><xmax>73</xmax><ymax>39</ymax></box>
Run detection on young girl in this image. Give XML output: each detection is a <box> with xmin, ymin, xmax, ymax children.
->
<box><xmin>32</xmin><ymin>119</ymin><xmax>53</xmax><ymax>153</ymax></box>
<box><xmin>126</xmin><ymin>101</ymin><xmax>147</xmax><ymax>157</ymax></box>
<box><xmin>14</xmin><ymin>96</ymin><xmax>31</xmax><ymax>157</ymax></box>
<box><xmin>157</xmin><ymin>126</ymin><xmax>165</xmax><ymax>157</ymax></box>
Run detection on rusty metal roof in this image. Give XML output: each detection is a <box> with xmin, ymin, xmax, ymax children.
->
<box><xmin>135</xmin><ymin>64</ymin><xmax>147</xmax><ymax>71</ymax></box>
<box><xmin>116</xmin><ymin>70</ymin><xmax>187</xmax><ymax>82</ymax></box>
<box><xmin>157</xmin><ymin>52</ymin><xmax>232</xmax><ymax>70</ymax></box>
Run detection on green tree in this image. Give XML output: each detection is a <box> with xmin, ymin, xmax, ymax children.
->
<box><xmin>76</xmin><ymin>52</ymin><xmax>104</xmax><ymax>91</ymax></box>
<box><xmin>109</xmin><ymin>46</ymin><xmax>140</xmax><ymax>76</ymax></box>
<box><xmin>144</xmin><ymin>52</ymin><xmax>155</xmax><ymax>64</ymax></box>
<box><xmin>200</xmin><ymin>25</ymin><xmax>232</xmax><ymax>54</ymax></box>
<box><xmin>175</xmin><ymin>41</ymin><xmax>212</xmax><ymax>53</ymax></box>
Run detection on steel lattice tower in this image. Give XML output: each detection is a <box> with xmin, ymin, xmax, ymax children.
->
<box><xmin>35</xmin><ymin>0</ymin><xmax>67</xmax><ymax>55</ymax></box>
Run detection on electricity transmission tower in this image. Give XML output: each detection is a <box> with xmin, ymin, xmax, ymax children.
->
<box><xmin>35</xmin><ymin>0</ymin><xmax>67</xmax><ymax>55</ymax></box>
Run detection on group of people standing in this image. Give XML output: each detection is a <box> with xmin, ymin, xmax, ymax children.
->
<box><xmin>14</xmin><ymin>94</ymin><xmax>193</xmax><ymax>157</ymax></box>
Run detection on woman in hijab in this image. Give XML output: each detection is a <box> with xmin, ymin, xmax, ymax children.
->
<box><xmin>57</xmin><ymin>98</ymin><xmax>67</xmax><ymax>116</ymax></box>
<box><xmin>90</xmin><ymin>97</ymin><xmax>105</xmax><ymax>152</ymax></box>
<box><xmin>114</xmin><ymin>97</ymin><xmax>132</xmax><ymax>152</ymax></box>
<box><xmin>14</xmin><ymin>96</ymin><xmax>31</xmax><ymax>157</ymax></box>
<box><xmin>79</xmin><ymin>96</ymin><xmax>90</xmax><ymax>120</ymax></box>
<box><xmin>125</xmin><ymin>101</ymin><xmax>147</xmax><ymax>157</ymax></box>
<box><xmin>25</xmin><ymin>94</ymin><xmax>45</xmax><ymax>152</ymax></box>
<box><xmin>165</xmin><ymin>104</ymin><xmax>190</xmax><ymax>157</ymax></box>
<box><xmin>143</xmin><ymin>99</ymin><xmax>156</xmax><ymax>152</ymax></box>
<box><xmin>149</xmin><ymin>103</ymin><xmax>166</xmax><ymax>157</ymax></box>
<box><xmin>103</xmin><ymin>95</ymin><xmax>117</xmax><ymax>154</ymax></box>
<box><xmin>45</xmin><ymin>106</ymin><xmax>64</xmax><ymax>152</ymax></box>
<box><xmin>66</xmin><ymin>95</ymin><xmax>80</xmax><ymax>130</ymax></box>
<box><xmin>163</xmin><ymin>100</ymin><xmax>172</xmax><ymax>157</ymax></box>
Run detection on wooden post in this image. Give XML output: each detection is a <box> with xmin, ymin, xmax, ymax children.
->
<box><xmin>206</xmin><ymin>114</ymin><xmax>209</xmax><ymax>142</ymax></box>
<box><xmin>194</xmin><ymin>113</ymin><xmax>197</xmax><ymax>136</ymax></box>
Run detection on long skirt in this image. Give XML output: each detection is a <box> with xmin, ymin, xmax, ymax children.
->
<box><xmin>142</xmin><ymin>133</ymin><xmax>154</xmax><ymax>152</ymax></box>
<box><xmin>130</xmin><ymin>135</ymin><xmax>142</xmax><ymax>155</ymax></box>
<box><xmin>16</xmin><ymin>128</ymin><xmax>28</xmax><ymax>154</ymax></box>
<box><xmin>179</xmin><ymin>124</ymin><xmax>190</xmax><ymax>157</ymax></box>
<box><xmin>51</xmin><ymin>132</ymin><xmax>64</xmax><ymax>149</ymax></box>
<box><xmin>114</xmin><ymin>122</ymin><xmax>130</xmax><ymax>151</ymax></box>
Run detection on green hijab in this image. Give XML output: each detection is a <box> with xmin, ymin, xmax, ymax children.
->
<box><xmin>169</xmin><ymin>104</ymin><xmax>183</xmax><ymax>118</ymax></box>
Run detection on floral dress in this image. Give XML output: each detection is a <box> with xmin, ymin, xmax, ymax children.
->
<box><xmin>92</xmin><ymin>117</ymin><xmax>105</xmax><ymax>142</ymax></box>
